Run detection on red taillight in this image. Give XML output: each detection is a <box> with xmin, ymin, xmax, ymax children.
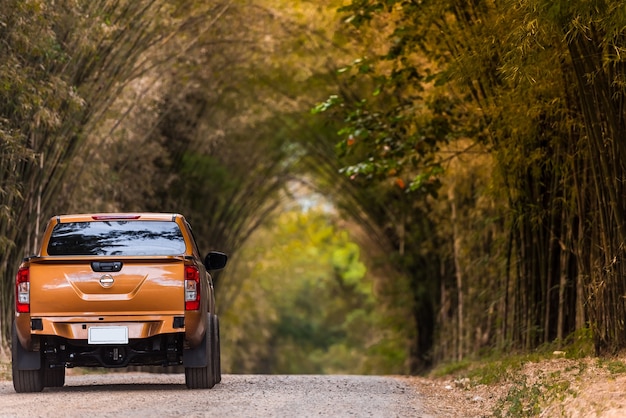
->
<box><xmin>15</xmin><ymin>266</ymin><xmax>30</xmax><ymax>313</ymax></box>
<box><xmin>185</xmin><ymin>265</ymin><xmax>201</xmax><ymax>311</ymax></box>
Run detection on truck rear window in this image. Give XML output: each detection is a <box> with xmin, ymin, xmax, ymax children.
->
<box><xmin>47</xmin><ymin>221</ymin><xmax>186</xmax><ymax>256</ymax></box>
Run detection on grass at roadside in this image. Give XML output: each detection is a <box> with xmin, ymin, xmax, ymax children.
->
<box><xmin>0</xmin><ymin>363</ymin><xmax>9</xmax><ymax>381</ymax></box>
<box><xmin>428</xmin><ymin>334</ymin><xmax>626</xmax><ymax>417</ymax></box>
<box><xmin>0</xmin><ymin>352</ymin><xmax>10</xmax><ymax>381</ymax></box>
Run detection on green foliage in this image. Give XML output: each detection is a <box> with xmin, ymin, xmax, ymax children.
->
<box><xmin>595</xmin><ymin>358</ymin><xmax>626</xmax><ymax>375</ymax></box>
<box><xmin>432</xmin><ymin>333</ymin><xmax>598</xmax><ymax>385</ymax></box>
<box><xmin>494</xmin><ymin>375</ymin><xmax>547</xmax><ymax>418</ymax></box>
<box><xmin>220</xmin><ymin>207</ymin><xmax>406</xmax><ymax>374</ymax></box>
<box><xmin>431</xmin><ymin>354</ymin><xmax>580</xmax><ymax>416</ymax></box>
<box><xmin>316</xmin><ymin>0</ymin><xmax>626</xmax><ymax>369</ymax></box>
<box><xmin>314</xmin><ymin>57</ymin><xmax>454</xmax><ymax>195</ymax></box>
<box><xmin>559</xmin><ymin>328</ymin><xmax>596</xmax><ymax>359</ymax></box>
<box><xmin>431</xmin><ymin>351</ymin><xmax>626</xmax><ymax>416</ymax></box>
<box><xmin>430</xmin><ymin>359</ymin><xmax>472</xmax><ymax>378</ymax></box>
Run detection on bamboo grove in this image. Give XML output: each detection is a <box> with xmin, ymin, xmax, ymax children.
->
<box><xmin>316</xmin><ymin>0</ymin><xmax>626</xmax><ymax>369</ymax></box>
<box><xmin>2</xmin><ymin>0</ymin><xmax>626</xmax><ymax>373</ymax></box>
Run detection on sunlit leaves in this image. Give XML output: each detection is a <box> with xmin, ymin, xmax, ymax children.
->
<box><xmin>317</xmin><ymin>86</ymin><xmax>453</xmax><ymax>196</ymax></box>
<box><xmin>407</xmin><ymin>165</ymin><xmax>443</xmax><ymax>193</ymax></box>
<box><xmin>339</xmin><ymin>0</ymin><xmax>387</xmax><ymax>26</ymax></box>
<box><xmin>311</xmin><ymin>94</ymin><xmax>341</xmax><ymax>114</ymax></box>
<box><xmin>221</xmin><ymin>208</ymin><xmax>392</xmax><ymax>374</ymax></box>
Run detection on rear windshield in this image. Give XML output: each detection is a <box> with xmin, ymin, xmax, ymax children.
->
<box><xmin>47</xmin><ymin>220</ymin><xmax>186</xmax><ymax>256</ymax></box>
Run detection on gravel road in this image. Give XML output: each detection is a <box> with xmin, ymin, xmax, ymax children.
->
<box><xmin>0</xmin><ymin>373</ymin><xmax>432</xmax><ymax>417</ymax></box>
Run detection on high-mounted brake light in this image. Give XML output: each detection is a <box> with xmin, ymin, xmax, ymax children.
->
<box><xmin>184</xmin><ymin>265</ymin><xmax>201</xmax><ymax>311</ymax></box>
<box><xmin>92</xmin><ymin>215</ymin><xmax>141</xmax><ymax>220</ymax></box>
<box><xmin>15</xmin><ymin>266</ymin><xmax>30</xmax><ymax>313</ymax></box>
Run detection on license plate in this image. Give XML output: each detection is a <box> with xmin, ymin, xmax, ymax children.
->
<box><xmin>88</xmin><ymin>326</ymin><xmax>129</xmax><ymax>344</ymax></box>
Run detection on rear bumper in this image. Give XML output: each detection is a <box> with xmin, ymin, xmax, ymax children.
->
<box><xmin>15</xmin><ymin>310</ymin><xmax>207</xmax><ymax>351</ymax></box>
<box><xmin>15</xmin><ymin>313</ymin><xmax>185</xmax><ymax>349</ymax></box>
<box><xmin>36</xmin><ymin>315</ymin><xmax>185</xmax><ymax>340</ymax></box>
<box><xmin>31</xmin><ymin>315</ymin><xmax>185</xmax><ymax>341</ymax></box>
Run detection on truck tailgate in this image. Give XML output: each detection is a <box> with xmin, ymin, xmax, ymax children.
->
<box><xmin>29</xmin><ymin>256</ymin><xmax>185</xmax><ymax>316</ymax></box>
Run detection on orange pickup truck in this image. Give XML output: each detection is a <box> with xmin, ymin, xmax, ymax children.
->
<box><xmin>12</xmin><ymin>213</ymin><xmax>227</xmax><ymax>392</ymax></box>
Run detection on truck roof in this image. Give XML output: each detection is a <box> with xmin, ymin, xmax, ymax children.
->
<box><xmin>54</xmin><ymin>213</ymin><xmax>181</xmax><ymax>223</ymax></box>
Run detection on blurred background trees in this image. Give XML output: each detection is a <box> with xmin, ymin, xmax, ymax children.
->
<box><xmin>1</xmin><ymin>0</ymin><xmax>625</xmax><ymax>373</ymax></box>
<box><xmin>321</xmin><ymin>0</ymin><xmax>626</xmax><ymax>366</ymax></box>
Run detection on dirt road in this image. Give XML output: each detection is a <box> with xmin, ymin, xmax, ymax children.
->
<box><xmin>0</xmin><ymin>373</ymin><xmax>432</xmax><ymax>417</ymax></box>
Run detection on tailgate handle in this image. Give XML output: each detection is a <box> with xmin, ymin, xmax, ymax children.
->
<box><xmin>91</xmin><ymin>261</ymin><xmax>123</xmax><ymax>272</ymax></box>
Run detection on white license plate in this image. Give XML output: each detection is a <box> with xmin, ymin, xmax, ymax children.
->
<box><xmin>88</xmin><ymin>326</ymin><xmax>129</xmax><ymax>344</ymax></box>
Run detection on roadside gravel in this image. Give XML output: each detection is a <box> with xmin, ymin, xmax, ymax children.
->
<box><xmin>404</xmin><ymin>356</ymin><xmax>626</xmax><ymax>417</ymax></box>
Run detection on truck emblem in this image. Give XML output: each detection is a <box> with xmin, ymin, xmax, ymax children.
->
<box><xmin>99</xmin><ymin>274</ymin><xmax>114</xmax><ymax>288</ymax></box>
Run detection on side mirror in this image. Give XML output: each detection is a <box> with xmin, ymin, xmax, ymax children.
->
<box><xmin>204</xmin><ymin>251</ymin><xmax>228</xmax><ymax>270</ymax></box>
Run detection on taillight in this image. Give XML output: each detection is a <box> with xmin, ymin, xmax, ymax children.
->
<box><xmin>15</xmin><ymin>266</ymin><xmax>30</xmax><ymax>313</ymax></box>
<box><xmin>185</xmin><ymin>265</ymin><xmax>201</xmax><ymax>311</ymax></box>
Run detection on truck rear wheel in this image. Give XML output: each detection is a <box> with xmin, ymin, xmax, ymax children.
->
<box><xmin>185</xmin><ymin>319</ymin><xmax>215</xmax><ymax>389</ymax></box>
<box><xmin>12</xmin><ymin>323</ymin><xmax>44</xmax><ymax>393</ymax></box>
<box><xmin>12</xmin><ymin>367</ymin><xmax>44</xmax><ymax>393</ymax></box>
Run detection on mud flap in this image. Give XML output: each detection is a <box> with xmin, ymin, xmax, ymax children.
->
<box><xmin>183</xmin><ymin>324</ymin><xmax>208</xmax><ymax>368</ymax></box>
<box><xmin>12</xmin><ymin>322</ymin><xmax>41</xmax><ymax>370</ymax></box>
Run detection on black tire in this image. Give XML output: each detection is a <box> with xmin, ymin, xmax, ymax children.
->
<box><xmin>12</xmin><ymin>323</ymin><xmax>44</xmax><ymax>393</ymax></box>
<box><xmin>44</xmin><ymin>365</ymin><xmax>65</xmax><ymax>388</ymax></box>
<box><xmin>213</xmin><ymin>315</ymin><xmax>221</xmax><ymax>384</ymax></box>
<box><xmin>184</xmin><ymin>318</ymin><xmax>215</xmax><ymax>389</ymax></box>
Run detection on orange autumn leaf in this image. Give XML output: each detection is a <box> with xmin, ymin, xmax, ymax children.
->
<box><xmin>395</xmin><ymin>178</ymin><xmax>405</xmax><ymax>189</ymax></box>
